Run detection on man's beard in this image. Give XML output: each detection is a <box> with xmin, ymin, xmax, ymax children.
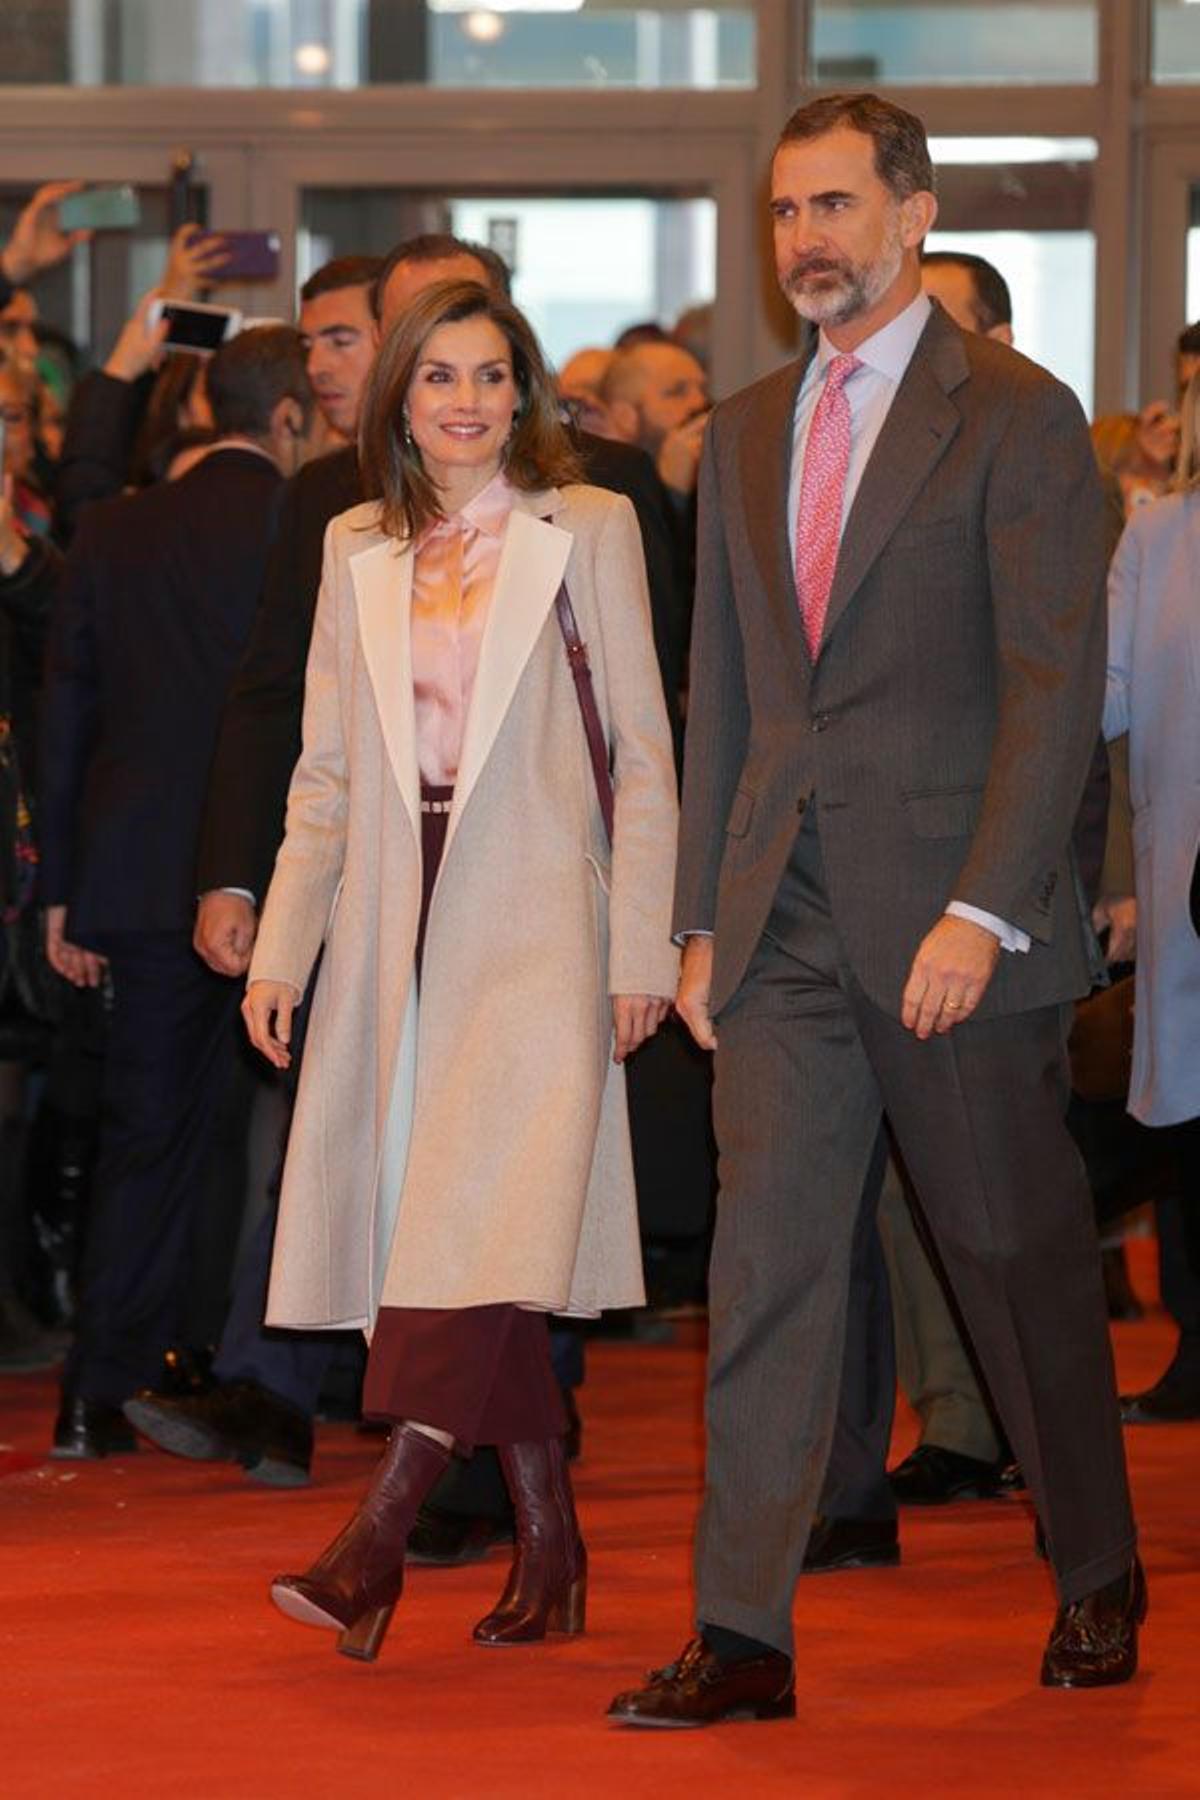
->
<box><xmin>781</xmin><ymin>217</ymin><xmax>904</xmax><ymax>328</ymax></box>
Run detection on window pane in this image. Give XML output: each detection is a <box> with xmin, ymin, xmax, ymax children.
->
<box><xmin>810</xmin><ymin>2</ymin><xmax>1097</xmax><ymax>85</ymax></box>
<box><xmin>926</xmin><ymin>138</ymin><xmax>1097</xmax><ymax>413</ymax></box>
<box><xmin>1153</xmin><ymin>0</ymin><xmax>1200</xmax><ymax>82</ymax></box>
<box><xmin>0</xmin><ymin>0</ymin><xmax>753</xmax><ymax>90</ymax></box>
<box><xmin>299</xmin><ymin>188</ymin><xmax>716</xmax><ymax>368</ymax></box>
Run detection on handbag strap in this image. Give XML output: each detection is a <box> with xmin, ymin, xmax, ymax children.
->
<box><xmin>553</xmin><ymin>583</ymin><xmax>614</xmax><ymax>845</ymax></box>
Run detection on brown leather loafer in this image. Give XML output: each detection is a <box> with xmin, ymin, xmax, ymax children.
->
<box><xmin>607</xmin><ymin>1636</ymin><xmax>795</xmax><ymax>1729</ymax></box>
<box><xmin>1040</xmin><ymin>1558</ymin><xmax>1147</xmax><ymax>1688</ymax></box>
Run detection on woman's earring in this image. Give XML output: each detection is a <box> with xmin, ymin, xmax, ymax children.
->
<box><xmin>401</xmin><ymin>413</ymin><xmax>414</xmax><ymax>447</ymax></box>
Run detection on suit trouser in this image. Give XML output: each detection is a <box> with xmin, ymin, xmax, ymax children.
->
<box><xmin>695</xmin><ymin>817</ymin><xmax>1135</xmax><ymax>1657</ymax></box>
<box><xmin>66</xmin><ymin>931</ymin><xmax>244</xmax><ymax>1406</ymax></box>
<box><xmin>817</xmin><ymin>1152</ymin><xmax>1003</xmax><ymax>1522</ymax></box>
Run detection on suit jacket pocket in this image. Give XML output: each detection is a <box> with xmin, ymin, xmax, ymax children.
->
<box><xmin>725</xmin><ymin>786</ymin><xmax>755</xmax><ymax>839</ymax></box>
<box><xmin>903</xmin><ymin>785</ymin><xmax>984</xmax><ymax>839</ymax></box>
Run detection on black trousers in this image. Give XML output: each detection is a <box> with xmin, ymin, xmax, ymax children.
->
<box><xmin>65</xmin><ymin>930</ymin><xmax>244</xmax><ymax>1405</ymax></box>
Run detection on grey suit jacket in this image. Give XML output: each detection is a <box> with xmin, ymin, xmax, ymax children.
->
<box><xmin>674</xmin><ymin>302</ymin><xmax>1106</xmax><ymax>1021</ymax></box>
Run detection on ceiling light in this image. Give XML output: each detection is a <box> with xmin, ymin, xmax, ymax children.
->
<box><xmin>464</xmin><ymin>9</ymin><xmax>506</xmax><ymax>38</ymax></box>
<box><xmin>294</xmin><ymin>41</ymin><xmax>332</xmax><ymax>75</ymax></box>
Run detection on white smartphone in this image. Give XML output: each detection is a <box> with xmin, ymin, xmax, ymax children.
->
<box><xmin>147</xmin><ymin>296</ymin><xmax>242</xmax><ymax>355</ymax></box>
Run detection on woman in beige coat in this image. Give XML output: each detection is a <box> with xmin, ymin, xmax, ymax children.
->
<box><xmin>243</xmin><ymin>280</ymin><xmax>679</xmax><ymax>1663</ymax></box>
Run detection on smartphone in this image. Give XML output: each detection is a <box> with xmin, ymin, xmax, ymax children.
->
<box><xmin>58</xmin><ymin>185</ymin><xmax>141</xmax><ymax>233</ymax></box>
<box><xmin>147</xmin><ymin>297</ymin><xmax>242</xmax><ymax>355</ymax></box>
<box><xmin>199</xmin><ymin>229</ymin><xmax>281</xmax><ymax>281</ymax></box>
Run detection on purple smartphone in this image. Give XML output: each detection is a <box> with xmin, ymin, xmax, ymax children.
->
<box><xmin>201</xmin><ymin>230</ymin><xmax>282</xmax><ymax>281</ymax></box>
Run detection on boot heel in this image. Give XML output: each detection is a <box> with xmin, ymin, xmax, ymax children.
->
<box><xmin>547</xmin><ymin>1573</ymin><xmax>587</xmax><ymax>1636</ymax></box>
<box><xmin>338</xmin><ymin>1601</ymin><xmax>396</xmax><ymax>1662</ymax></box>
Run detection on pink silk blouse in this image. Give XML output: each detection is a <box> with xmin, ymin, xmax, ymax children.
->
<box><xmin>410</xmin><ymin>471</ymin><xmax>517</xmax><ymax>788</ymax></box>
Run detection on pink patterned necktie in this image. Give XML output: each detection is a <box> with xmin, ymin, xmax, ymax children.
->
<box><xmin>794</xmin><ymin>352</ymin><xmax>861</xmax><ymax>658</ymax></box>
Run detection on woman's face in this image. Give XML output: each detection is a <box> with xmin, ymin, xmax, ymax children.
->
<box><xmin>405</xmin><ymin>314</ymin><xmax>519</xmax><ymax>492</ymax></box>
<box><xmin>0</xmin><ymin>369</ymin><xmax>36</xmax><ymax>481</ymax></box>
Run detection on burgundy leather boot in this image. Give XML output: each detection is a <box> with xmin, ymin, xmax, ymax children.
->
<box><xmin>472</xmin><ymin>1437</ymin><xmax>587</xmax><ymax>1646</ymax></box>
<box><xmin>270</xmin><ymin>1424</ymin><xmax>450</xmax><ymax>1660</ymax></box>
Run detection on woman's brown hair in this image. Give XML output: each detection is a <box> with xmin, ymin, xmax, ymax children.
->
<box><xmin>359</xmin><ymin>279</ymin><xmax>582</xmax><ymax>543</ymax></box>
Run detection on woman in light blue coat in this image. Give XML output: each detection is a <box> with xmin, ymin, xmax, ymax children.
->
<box><xmin>1104</xmin><ymin>370</ymin><xmax>1200</xmax><ymax>1419</ymax></box>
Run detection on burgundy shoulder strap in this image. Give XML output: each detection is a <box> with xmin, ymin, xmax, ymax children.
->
<box><xmin>553</xmin><ymin>582</ymin><xmax>614</xmax><ymax>845</ymax></box>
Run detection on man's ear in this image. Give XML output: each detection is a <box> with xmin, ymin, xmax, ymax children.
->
<box><xmin>900</xmin><ymin>190</ymin><xmax>938</xmax><ymax>249</ymax></box>
<box><xmin>606</xmin><ymin>397</ymin><xmax>640</xmax><ymax>444</ymax></box>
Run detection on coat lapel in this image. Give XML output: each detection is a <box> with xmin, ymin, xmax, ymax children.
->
<box><xmin>821</xmin><ymin>311</ymin><xmax>967</xmax><ymax>650</ymax></box>
<box><xmin>442</xmin><ymin>493</ymin><xmax>572</xmax><ymax>863</ymax></box>
<box><xmin>350</xmin><ymin>531</ymin><xmax>421</xmax><ymax>844</ymax></box>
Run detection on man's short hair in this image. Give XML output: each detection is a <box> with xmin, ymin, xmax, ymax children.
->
<box><xmin>299</xmin><ymin>255</ymin><xmax>384</xmax><ymax>305</ymax></box>
<box><xmin>921</xmin><ymin>250</ymin><xmax>1012</xmax><ymax>334</ymax></box>
<box><xmin>1178</xmin><ymin>320</ymin><xmax>1200</xmax><ymax>358</ymax></box>
<box><xmin>777</xmin><ymin>91</ymin><xmax>935</xmax><ymax>202</ymax></box>
<box><xmin>370</xmin><ymin>233</ymin><xmax>511</xmax><ymax>319</ymax></box>
<box><xmin>206</xmin><ymin>325</ymin><xmax>314</xmax><ymax>439</ymax></box>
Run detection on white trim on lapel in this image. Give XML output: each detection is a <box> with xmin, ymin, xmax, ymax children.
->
<box><xmin>350</xmin><ymin>534</ymin><xmax>421</xmax><ymax>845</ymax></box>
<box><xmin>441</xmin><ymin>501</ymin><xmax>572</xmax><ymax>866</ymax></box>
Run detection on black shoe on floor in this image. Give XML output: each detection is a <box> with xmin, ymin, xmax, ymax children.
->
<box><xmin>51</xmin><ymin>1394</ymin><xmax>138</xmax><ymax>1460</ymax></box>
<box><xmin>123</xmin><ymin>1378</ymin><xmax>312</xmax><ymax>1487</ymax></box>
<box><xmin>406</xmin><ymin>1502</ymin><xmax>514</xmax><ymax>1566</ymax></box>
<box><xmin>802</xmin><ymin>1515</ymin><xmax>899</xmax><ymax>1574</ymax></box>
<box><xmin>1120</xmin><ymin>1379</ymin><xmax>1200</xmax><ymax>1424</ymax></box>
<box><xmin>888</xmin><ymin>1442</ymin><xmax>1007</xmax><ymax>1504</ymax></box>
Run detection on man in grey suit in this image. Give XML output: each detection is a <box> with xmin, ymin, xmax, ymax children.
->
<box><xmin>609</xmin><ymin>93</ymin><xmax>1142</xmax><ymax>1728</ymax></box>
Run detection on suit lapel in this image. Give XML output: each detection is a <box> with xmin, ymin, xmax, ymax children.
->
<box><xmin>821</xmin><ymin>312</ymin><xmax>967</xmax><ymax>649</ymax></box>
<box><xmin>351</xmin><ymin>531</ymin><xmax>421</xmax><ymax>844</ymax></box>
<box><xmin>442</xmin><ymin>493</ymin><xmax>572</xmax><ymax>864</ymax></box>
<box><xmin>740</xmin><ymin>357</ymin><xmax>812</xmax><ymax>666</ymax></box>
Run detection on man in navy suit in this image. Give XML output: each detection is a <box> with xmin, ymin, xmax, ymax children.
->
<box><xmin>40</xmin><ymin>325</ymin><xmax>317</xmax><ymax>1458</ymax></box>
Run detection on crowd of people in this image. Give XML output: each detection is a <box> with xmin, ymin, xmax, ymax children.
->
<box><xmin>0</xmin><ymin>88</ymin><xmax>1198</xmax><ymax>1716</ymax></box>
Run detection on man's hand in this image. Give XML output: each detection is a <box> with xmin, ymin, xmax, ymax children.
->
<box><xmin>103</xmin><ymin>286</ymin><xmax>170</xmax><ymax>383</ymax></box>
<box><xmin>612</xmin><ymin>994</ymin><xmax>671</xmax><ymax>1064</ymax></box>
<box><xmin>676</xmin><ymin>935</ymin><xmax>717</xmax><ymax>1051</ymax></box>
<box><xmin>901</xmin><ymin>915</ymin><xmax>1001</xmax><ymax>1040</ymax></box>
<box><xmin>160</xmin><ymin>223</ymin><xmax>232</xmax><ymax>301</ymax></box>
<box><xmin>45</xmin><ymin>904</ymin><xmax>107</xmax><ymax>989</ymax></box>
<box><xmin>0</xmin><ymin>182</ymin><xmax>88</xmax><ymax>287</ymax></box>
<box><xmin>656</xmin><ymin>410</ymin><xmax>710</xmax><ymax>498</ymax></box>
<box><xmin>1092</xmin><ymin>893</ymin><xmax>1137</xmax><ymax>965</ymax></box>
<box><xmin>242</xmin><ymin>980</ymin><xmax>298</xmax><ymax>1070</ymax></box>
<box><xmin>195</xmin><ymin>890</ymin><xmax>257</xmax><ymax>977</ymax></box>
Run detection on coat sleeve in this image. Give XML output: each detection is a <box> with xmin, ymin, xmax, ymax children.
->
<box><xmin>247</xmin><ymin>520</ymin><xmax>348</xmax><ymax>996</ymax></box>
<box><xmin>591</xmin><ymin>495</ymin><xmax>680</xmax><ymax>999</ymax></box>
<box><xmin>37</xmin><ymin>513</ymin><xmax>100</xmax><ymax>908</ymax></box>
<box><xmin>1103</xmin><ymin>515</ymin><xmax>1139</xmax><ymax>743</ymax></box>
<box><xmin>949</xmin><ymin>375</ymin><xmax>1108</xmax><ymax>942</ymax></box>
<box><xmin>670</xmin><ymin>417</ymin><xmax>750</xmax><ymax>937</ymax></box>
<box><xmin>195</xmin><ymin>469</ymin><xmax>314</xmax><ymax>899</ymax></box>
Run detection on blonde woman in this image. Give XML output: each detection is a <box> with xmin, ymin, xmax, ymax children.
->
<box><xmin>243</xmin><ymin>281</ymin><xmax>679</xmax><ymax>1661</ymax></box>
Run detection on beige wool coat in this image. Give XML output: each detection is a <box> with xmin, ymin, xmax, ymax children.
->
<box><xmin>249</xmin><ymin>482</ymin><xmax>680</xmax><ymax>1330</ymax></box>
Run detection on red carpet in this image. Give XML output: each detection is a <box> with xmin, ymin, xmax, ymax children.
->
<box><xmin>2</xmin><ymin>1242</ymin><xmax>1197</xmax><ymax>1798</ymax></box>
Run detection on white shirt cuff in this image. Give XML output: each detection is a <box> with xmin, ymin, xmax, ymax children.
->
<box><xmin>946</xmin><ymin>902</ymin><xmax>1030</xmax><ymax>954</ymax></box>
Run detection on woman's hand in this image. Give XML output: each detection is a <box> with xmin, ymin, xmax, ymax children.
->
<box><xmin>45</xmin><ymin>905</ymin><xmax>107</xmax><ymax>989</ymax></box>
<box><xmin>612</xmin><ymin>993</ymin><xmax>671</xmax><ymax>1064</ymax></box>
<box><xmin>242</xmin><ymin>979</ymin><xmax>300</xmax><ymax>1069</ymax></box>
<box><xmin>0</xmin><ymin>474</ymin><xmax>27</xmax><ymax>576</ymax></box>
<box><xmin>160</xmin><ymin>223</ymin><xmax>233</xmax><ymax>300</ymax></box>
